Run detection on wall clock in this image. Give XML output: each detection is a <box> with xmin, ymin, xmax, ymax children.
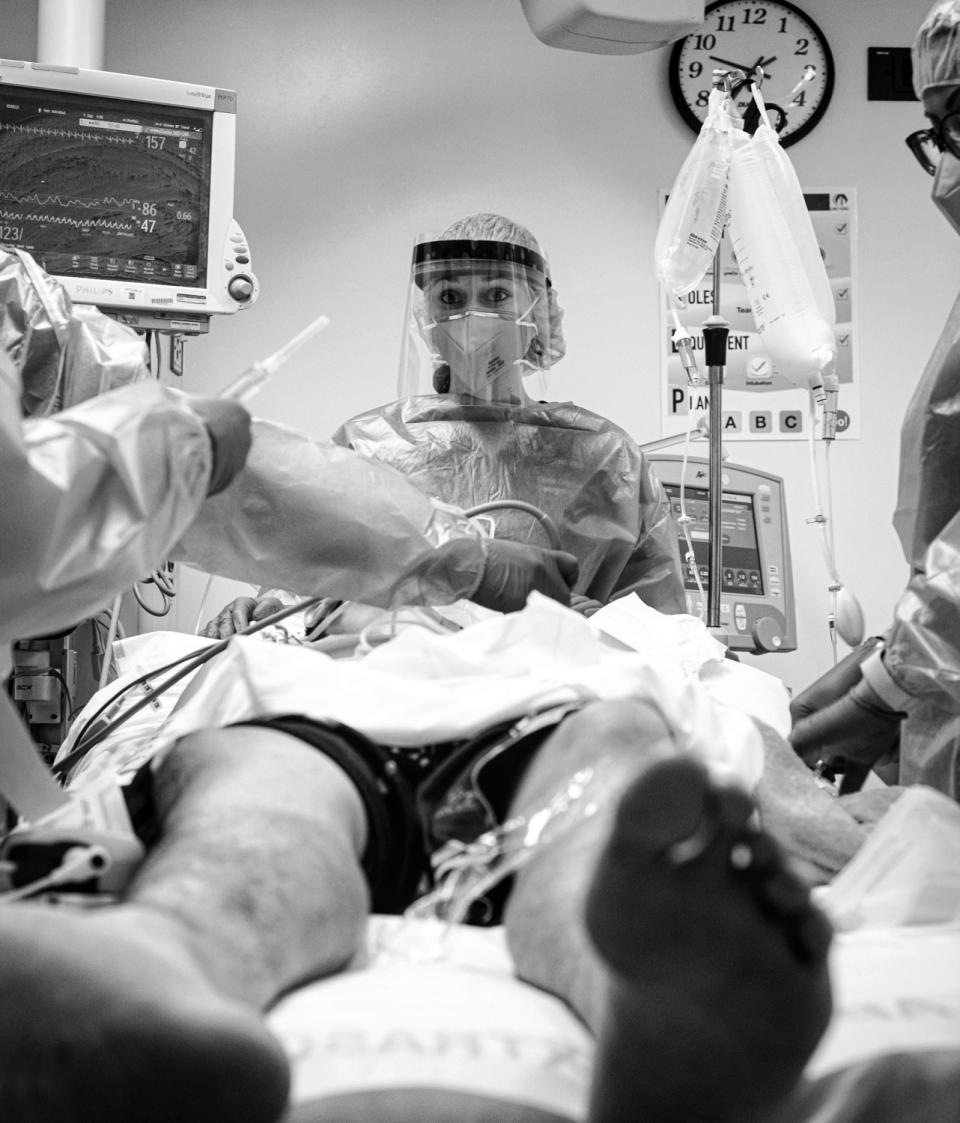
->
<box><xmin>668</xmin><ymin>0</ymin><xmax>835</xmax><ymax>147</ymax></box>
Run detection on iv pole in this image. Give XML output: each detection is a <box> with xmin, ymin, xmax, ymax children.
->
<box><xmin>701</xmin><ymin>66</ymin><xmax>762</xmax><ymax>632</ymax></box>
<box><xmin>702</xmin><ymin>251</ymin><xmax>728</xmax><ymax>632</ymax></box>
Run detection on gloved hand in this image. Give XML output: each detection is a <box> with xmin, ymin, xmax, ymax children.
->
<box><xmin>471</xmin><ymin>539</ymin><xmax>579</xmax><ymax>613</ymax></box>
<box><xmin>190</xmin><ymin>397</ymin><xmax>253</xmax><ymax>496</ymax></box>
<box><xmin>788</xmin><ymin>639</ymin><xmax>904</xmax><ymax>785</ymax></box>
<box><xmin>200</xmin><ymin>595</ymin><xmax>283</xmax><ymax>638</ymax></box>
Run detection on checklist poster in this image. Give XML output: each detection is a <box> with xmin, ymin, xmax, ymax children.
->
<box><xmin>658</xmin><ymin>188</ymin><xmax>859</xmax><ymax>442</ymax></box>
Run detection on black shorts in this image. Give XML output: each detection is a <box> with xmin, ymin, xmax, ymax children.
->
<box><xmin>126</xmin><ymin>702</ymin><xmax>582</xmax><ymax>918</ymax></box>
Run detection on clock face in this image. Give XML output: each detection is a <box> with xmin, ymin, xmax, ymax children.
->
<box><xmin>668</xmin><ymin>0</ymin><xmax>834</xmax><ymax>147</ymax></box>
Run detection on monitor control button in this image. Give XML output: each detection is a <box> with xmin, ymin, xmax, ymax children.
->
<box><xmin>751</xmin><ymin>616</ymin><xmax>783</xmax><ymax>652</ymax></box>
<box><xmin>228</xmin><ymin>275</ymin><xmax>255</xmax><ymax>301</ymax></box>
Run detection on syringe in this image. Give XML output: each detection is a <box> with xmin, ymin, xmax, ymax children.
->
<box><xmin>218</xmin><ymin>313</ymin><xmax>331</xmax><ymax>403</ymax></box>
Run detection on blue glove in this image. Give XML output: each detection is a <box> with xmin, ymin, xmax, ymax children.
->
<box><xmin>788</xmin><ymin>639</ymin><xmax>903</xmax><ymax>788</ymax></box>
<box><xmin>472</xmin><ymin>539</ymin><xmax>579</xmax><ymax>612</ymax></box>
<box><xmin>191</xmin><ymin>397</ymin><xmax>252</xmax><ymax>496</ymax></box>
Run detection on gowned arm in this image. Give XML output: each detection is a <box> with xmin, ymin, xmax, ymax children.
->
<box><xmin>1</xmin><ymin>372</ymin><xmax>212</xmax><ymax>641</ymax></box>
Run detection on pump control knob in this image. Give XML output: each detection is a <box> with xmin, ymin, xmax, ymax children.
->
<box><xmin>751</xmin><ymin>616</ymin><xmax>783</xmax><ymax>653</ymax></box>
<box><xmin>228</xmin><ymin>275</ymin><xmax>255</xmax><ymax>302</ymax></box>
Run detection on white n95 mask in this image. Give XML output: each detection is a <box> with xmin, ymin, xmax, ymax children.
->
<box><xmin>426</xmin><ymin>310</ymin><xmax>537</xmax><ymax>402</ymax></box>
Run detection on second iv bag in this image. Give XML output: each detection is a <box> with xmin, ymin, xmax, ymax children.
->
<box><xmin>654</xmin><ymin>88</ymin><xmax>734</xmax><ymax>298</ymax></box>
<box><xmin>727</xmin><ymin>90</ymin><xmax>835</xmax><ymax>397</ymax></box>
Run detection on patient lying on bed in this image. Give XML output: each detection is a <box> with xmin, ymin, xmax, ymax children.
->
<box><xmin>6</xmin><ymin>589</ymin><xmax>943</xmax><ymax>1123</ymax></box>
<box><xmin>0</xmin><ymin>714</ymin><xmax>835</xmax><ymax>1122</ymax></box>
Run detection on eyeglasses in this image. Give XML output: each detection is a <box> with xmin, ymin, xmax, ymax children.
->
<box><xmin>906</xmin><ymin>109</ymin><xmax>960</xmax><ymax>174</ymax></box>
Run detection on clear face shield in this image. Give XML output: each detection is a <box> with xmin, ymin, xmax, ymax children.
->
<box><xmin>398</xmin><ymin>237</ymin><xmax>553</xmax><ymax>404</ymax></box>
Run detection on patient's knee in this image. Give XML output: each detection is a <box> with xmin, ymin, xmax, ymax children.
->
<box><xmin>156</xmin><ymin>725</ymin><xmax>369</xmax><ymax>856</ymax></box>
<box><xmin>549</xmin><ymin>700</ymin><xmax>675</xmax><ymax>764</ymax></box>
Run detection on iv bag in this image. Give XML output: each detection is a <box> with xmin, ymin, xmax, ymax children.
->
<box><xmin>654</xmin><ymin>88</ymin><xmax>734</xmax><ymax>297</ymax></box>
<box><xmin>727</xmin><ymin>102</ymin><xmax>835</xmax><ymax>395</ymax></box>
<box><xmin>751</xmin><ymin>122</ymin><xmax>835</xmax><ymax>334</ymax></box>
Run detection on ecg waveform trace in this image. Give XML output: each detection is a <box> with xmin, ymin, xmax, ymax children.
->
<box><xmin>1</xmin><ymin>188</ymin><xmax>156</xmax><ymax>211</ymax></box>
<box><xmin>0</xmin><ymin>121</ymin><xmax>138</xmax><ymax>146</ymax></box>
<box><xmin>0</xmin><ymin>205</ymin><xmax>135</xmax><ymax>234</ymax></box>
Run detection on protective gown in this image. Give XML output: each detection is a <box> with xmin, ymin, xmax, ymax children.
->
<box><xmin>1</xmin><ymin>362</ymin><xmax>216</xmax><ymax>648</ymax></box>
<box><xmin>0</xmin><ymin>272</ymin><xmax>215</xmax><ymax>651</ymax></box>
<box><xmin>332</xmin><ymin>394</ymin><xmax>687</xmax><ymax>613</ymax></box>
<box><xmin>888</xmin><ymin>289</ymin><xmax>960</xmax><ymax>797</ymax></box>
<box><xmin>0</xmin><ymin>247</ymin><xmax>151</xmax><ymax>419</ymax></box>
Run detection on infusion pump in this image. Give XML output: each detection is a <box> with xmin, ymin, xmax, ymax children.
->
<box><xmin>646</xmin><ymin>455</ymin><xmax>797</xmax><ymax>655</ymax></box>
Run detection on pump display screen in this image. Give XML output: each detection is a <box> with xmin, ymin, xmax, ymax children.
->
<box><xmin>0</xmin><ymin>83</ymin><xmax>212</xmax><ymax>287</ymax></box>
<box><xmin>664</xmin><ymin>484</ymin><xmax>764</xmax><ymax>595</ymax></box>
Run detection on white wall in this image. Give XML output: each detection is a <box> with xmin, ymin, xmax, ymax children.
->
<box><xmin>8</xmin><ymin>0</ymin><xmax>955</xmax><ymax>694</ymax></box>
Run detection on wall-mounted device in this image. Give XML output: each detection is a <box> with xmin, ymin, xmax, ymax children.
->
<box><xmin>646</xmin><ymin>455</ymin><xmax>796</xmax><ymax>654</ymax></box>
<box><xmin>0</xmin><ymin>59</ymin><xmax>258</xmax><ymax>334</ymax></box>
<box><xmin>519</xmin><ymin>0</ymin><xmax>704</xmax><ymax>54</ymax></box>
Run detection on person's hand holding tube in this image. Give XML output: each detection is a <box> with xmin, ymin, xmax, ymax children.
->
<box><xmin>470</xmin><ymin>539</ymin><xmax>579</xmax><ymax>613</ymax></box>
<box><xmin>788</xmin><ymin>637</ymin><xmax>905</xmax><ymax>790</ymax></box>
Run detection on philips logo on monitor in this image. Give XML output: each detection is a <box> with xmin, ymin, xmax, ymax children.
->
<box><xmin>75</xmin><ymin>284</ymin><xmax>114</xmax><ymax>298</ymax></box>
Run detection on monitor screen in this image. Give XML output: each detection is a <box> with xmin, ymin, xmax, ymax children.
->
<box><xmin>0</xmin><ymin>83</ymin><xmax>212</xmax><ymax>287</ymax></box>
<box><xmin>664</xmin><ymin>483</ymin><xmax>764</xmax><ymax>595</ymax></box>
<box><xmin>0</xmin><ymin>60</ymin><xmax>257</xmax><ymax>332</ymax></box>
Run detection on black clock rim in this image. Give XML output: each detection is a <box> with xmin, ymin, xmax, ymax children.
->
<box><xmin>667</xmin><ymin>0</ymin><xmax>835</xmax><ymax>149</ymax></box>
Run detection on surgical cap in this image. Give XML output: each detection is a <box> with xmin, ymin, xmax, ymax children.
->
<box><xmin>438</xmin><ymin>213</ymin><xmax>567</xmax><ymax>365</ymax></box>
<box><xmin>913</xmin><ymin>1</ymin><xmax>960</xmax><ymax>97</ymax></box>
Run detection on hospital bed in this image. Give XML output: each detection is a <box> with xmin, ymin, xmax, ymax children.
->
<box><xmin>44</xmin><ymin>592</ymin><xmax>960</xmax><ymax>1123</ymax></box>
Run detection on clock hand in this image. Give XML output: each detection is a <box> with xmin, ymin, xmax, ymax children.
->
<box><xmin>708</xmin><ymin>54</ymin><xmax>752</xmax><ymax>74</ymax></box>
<box><xmin>707</xmin><ymin>55</ymin><xmax>777</xmax><ymax>77</ymax></box>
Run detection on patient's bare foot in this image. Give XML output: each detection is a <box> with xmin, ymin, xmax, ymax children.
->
<box><xmin>585</xmin><ymin>757</ymin><xmax>833</xmax><ymax>1123</ymax></box>
<box><xmin>0</xmin><ymin>902</ymin><xmax>290</xmax><ymax>1123</ymax></box>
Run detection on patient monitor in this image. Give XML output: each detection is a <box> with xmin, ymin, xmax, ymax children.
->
<box><xmin>646</xmin><ymin>455</ymin><xmax>797</xmax><ymax>655</ymax></box>
<box><xmin>0</xmin><ymin>59</ymin><xmax>258</xmax><ymax>334</ymax></box>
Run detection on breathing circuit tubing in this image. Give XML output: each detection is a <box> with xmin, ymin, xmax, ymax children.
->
<box><xmin>464</xmin><ymin>501</ymin><xmax>563</xmax><ymax>551</ymax></box>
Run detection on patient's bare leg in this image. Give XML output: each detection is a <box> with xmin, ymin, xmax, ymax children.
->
<box><xmin>503</xmin><ymin>700</ymin><xmax>833</xmax><ymax>1122</ymax></box>
<box><xmin>0</xmin><ymin>726</ymin><xmax>370</xmax><ymax>1123</ymax></box>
